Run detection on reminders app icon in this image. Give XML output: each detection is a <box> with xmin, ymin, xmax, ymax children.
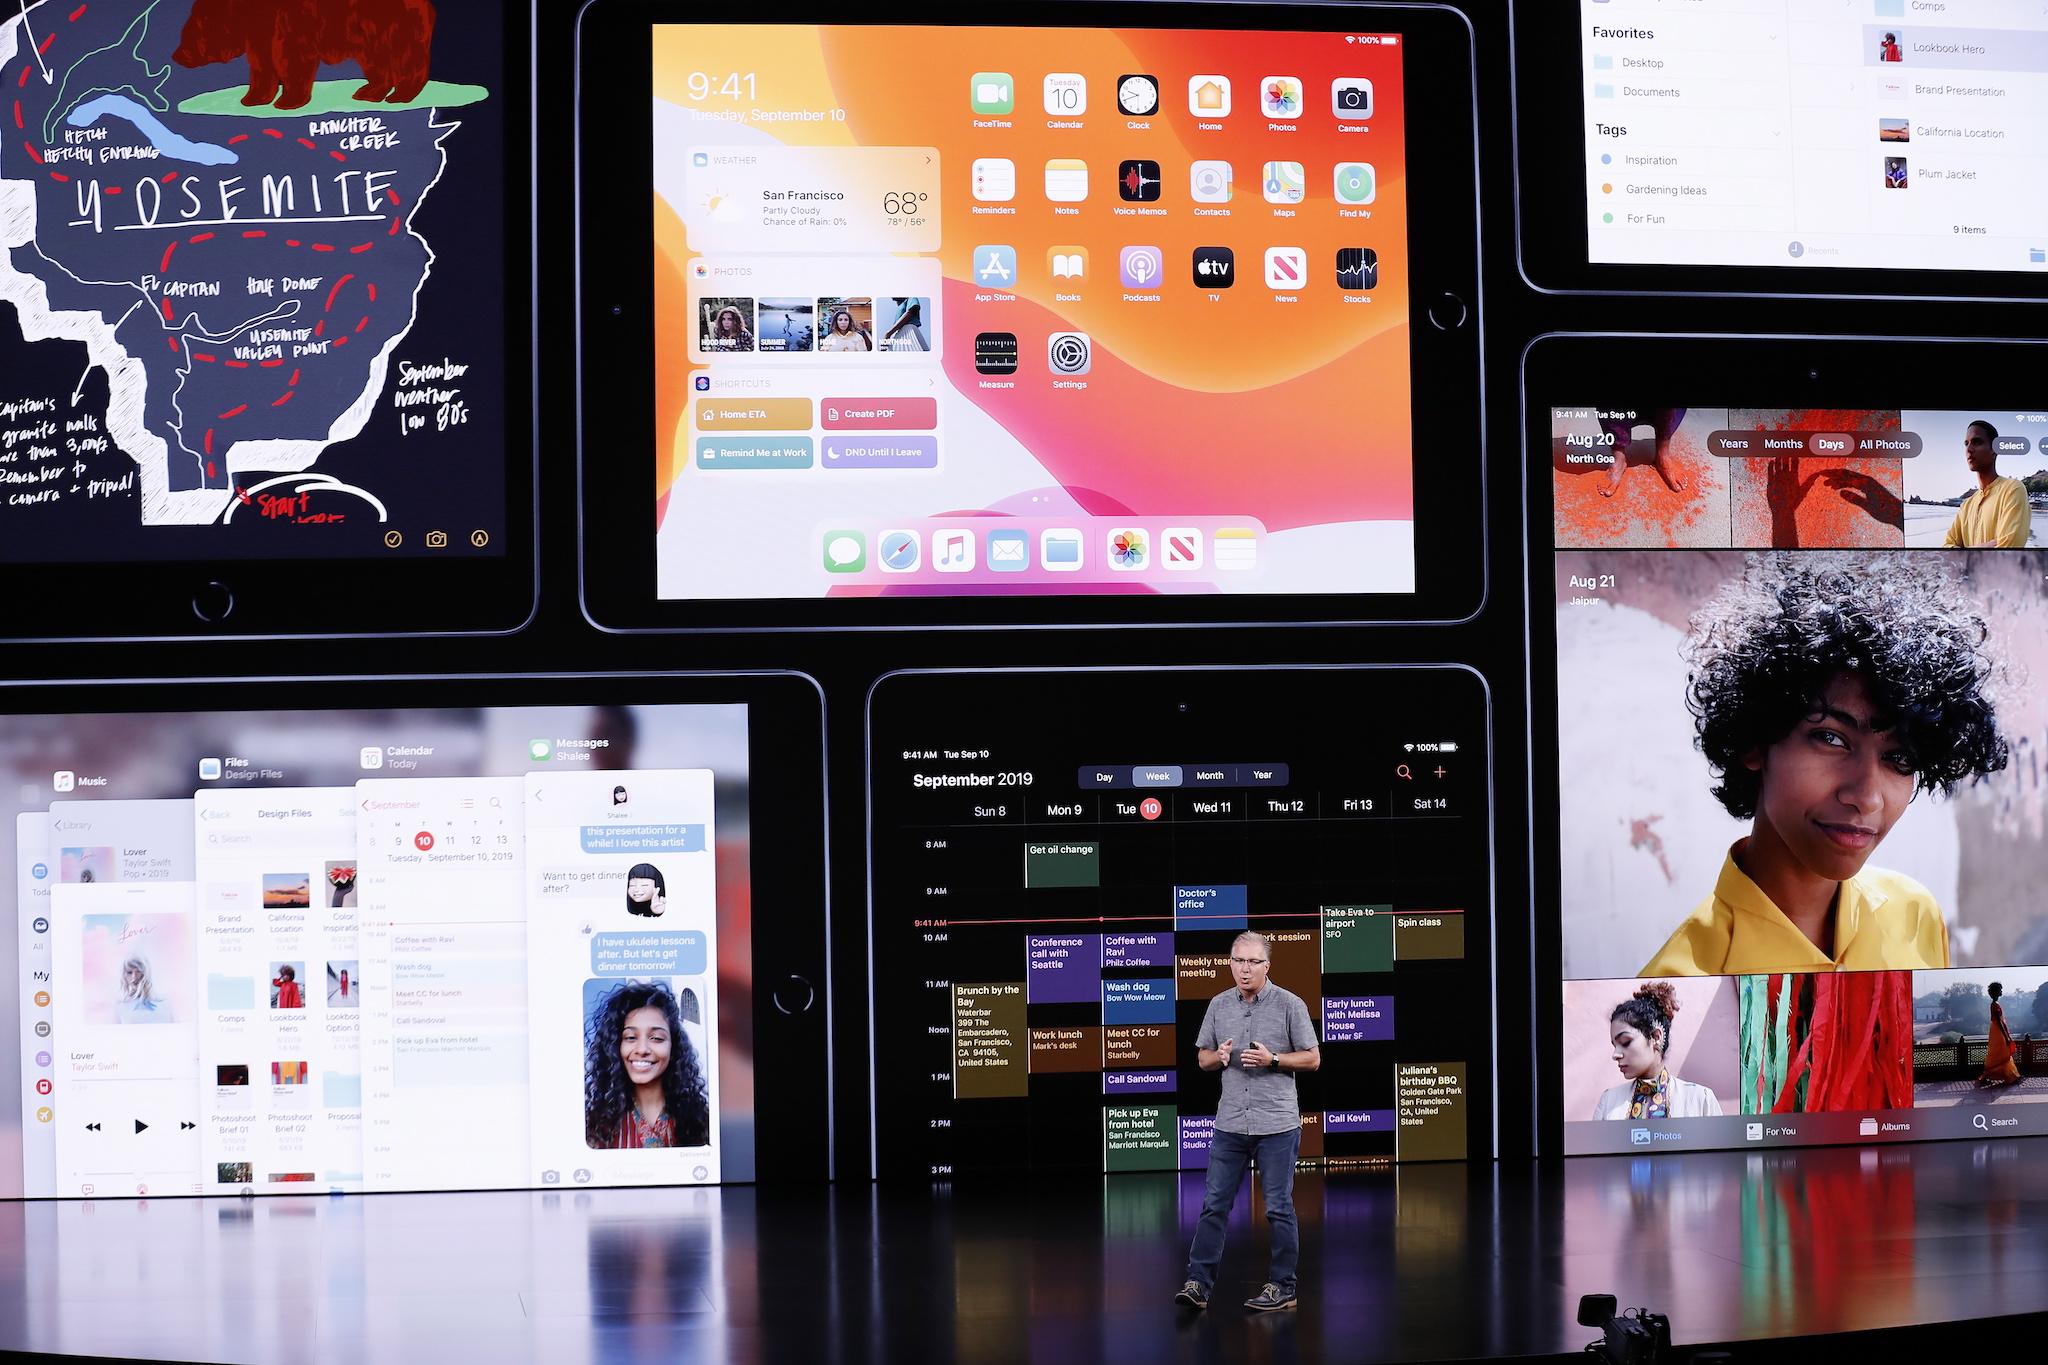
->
<box><xmin>1041</xmin><ymin>528</ymin><xmax>1084</xmax><ymax>570</ymax></box>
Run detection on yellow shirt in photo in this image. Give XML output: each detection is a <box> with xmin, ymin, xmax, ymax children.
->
<box><xmin>1639</xmin><ymin>846</ymin><xmax>1950</xmax><ymax>976</ymax></box>
<box><xmin>1941</xmin><ymin>475</ymin><xmax>2030</xmax><ymax>549</ymax></box>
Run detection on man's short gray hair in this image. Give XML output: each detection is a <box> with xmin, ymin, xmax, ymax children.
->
<box><xmin>1232</xmin><ymin>930</ymin><xmax>1273</xmax><ymax>960</ymax></box>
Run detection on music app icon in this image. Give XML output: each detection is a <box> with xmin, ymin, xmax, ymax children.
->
<box><xmin>934</xmin><ymin>530</ymin><xmax>976</xmax><ymax>573</ymax></box>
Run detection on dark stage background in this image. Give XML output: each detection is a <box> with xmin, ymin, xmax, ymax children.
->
<box><xmin>5</xmin><ymin>0</ymin><xmax>2043</xmax><ymax>1184</ymax></box>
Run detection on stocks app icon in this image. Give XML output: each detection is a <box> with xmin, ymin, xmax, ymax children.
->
<box><xmin>1336</xmin><ymin>247</ymin><xmax>1379</xmax><ymax>291</ymax></box>
<box><xmin>975</xmin><ymin>332</ymin><xmax>1019</xmax><ymax>374</ymax></box>
<box><xmin>1193</xmin><ymin>246</ymin><xmax>1235</xmax><ymax>287</ymax></box>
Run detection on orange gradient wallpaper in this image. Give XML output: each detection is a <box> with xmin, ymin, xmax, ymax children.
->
<box><xmin>653</xmin><ymin>24</ymin><xmax>1411</xmax><ymax>598</ymax></box>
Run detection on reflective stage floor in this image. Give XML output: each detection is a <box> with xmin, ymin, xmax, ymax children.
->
<box><xmin>4</xmin><ymin>1137</ymin><xmax>2048</xmax><ymax>1363</ymax></box>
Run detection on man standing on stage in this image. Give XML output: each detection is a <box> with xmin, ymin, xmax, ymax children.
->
<box><xmin>1175</xmin><ymin>930</ymin><xmax>1320</xmax><ymax>1313</ymax></box>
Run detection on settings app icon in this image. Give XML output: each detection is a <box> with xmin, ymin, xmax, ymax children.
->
<box><xmin>1047</xmin><ymin>332</ymin><xmax>1092</xmax><ymax>376</ymax></box>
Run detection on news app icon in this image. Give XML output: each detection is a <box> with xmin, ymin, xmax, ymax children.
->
<box><xmin>1263</xmin><ymin>246</ymin><xmax>1308</xmax><ymax>290</ymax></box>
<box><xmin>974</xmin><ymin>332</ymin><xmax>1019</xmax><ymax>374</ymax></box>
<box><xmin>1192</xmin><ymin>246</ymin><xmax>1235</xmax><ymax>288</ymax></box>
<box><xmin>1335</xmin><ymin>247</ymin><xmax>1379</xmax><ymax>291</ymax></box>
<box><xmin>1162</xmin><ymin>528</ymin><xmax>1203</xmax><ymax>570</ymax></box>
<box><xmin>1117</xmin><ymin>159</ymin><xmax>1162</xmax><ymax>202</ymax></box>
<box><xmin>1331</xmin><ymin>77</ymin><xmax>1374</xmax><ymax>117</ymax></box>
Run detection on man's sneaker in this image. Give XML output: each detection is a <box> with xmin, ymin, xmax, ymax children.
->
<box><xmin>1174</xmin><ymin>1280</ymin><xmax>1209</xmax><ymax>1309</ymax></box>
<box><xmin>1244</xmin><ymin>1283</ymin><xmax>1297</xmax><ymax>1312</ymax></box>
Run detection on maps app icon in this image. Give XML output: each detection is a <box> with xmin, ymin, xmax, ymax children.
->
<box><xmin>0</xmin><ymin>0</ymin><xmax>468</xmax><ymax>526</ymax></box>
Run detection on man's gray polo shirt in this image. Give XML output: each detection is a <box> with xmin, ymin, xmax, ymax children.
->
<box><xmin>1196</xmin><ymin>983</ymin><xmax>1319</xmax><ymax>1135</ymax></box>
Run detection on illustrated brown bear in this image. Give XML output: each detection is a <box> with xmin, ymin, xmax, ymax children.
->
<box><xmin>172</xmin><ymin>0</ymin><xmax>438</xmax><ymax>111</ymax></box>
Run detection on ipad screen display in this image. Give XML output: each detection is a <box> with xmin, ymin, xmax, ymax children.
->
<box><xmin>868</xmin><ymin>671</ymin><xmax>1491</xmax><ymax>1177</ymax></box>
<box><xmin>2</xmin><ymin>700</ymin><xmax>765</xmax><ymax>1197</ymax></box>
<box><xmin>0</xmin><ymin>0</ymin><xmax>512</xmax><ymax>564</ymax></box>
<box><xmin>653</xmin><ymin>24</ymin><xmax>1413</xmax><ymax>599</ymax></box>
<box><xmin>1578</xmin><ymin>1</ymin><xmax>2048</xmax><ymax>275</ymax></box>
<box><xmin>1547</xmin><ymin>400</ymin><xmax>2048</xmax><ymax>1154</ymax></box>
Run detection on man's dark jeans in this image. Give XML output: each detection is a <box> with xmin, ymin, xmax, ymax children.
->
<box><xmin>1183</xmin><ymin>1126</ymin><xmax>1300</xmax><ymax>1292</ymax></box>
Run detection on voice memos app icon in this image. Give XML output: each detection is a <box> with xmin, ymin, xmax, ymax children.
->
<box><xmin>975</xmin><ymin>331</ymin><xmax>1019</xmax><ymax>374</ymax></box>
<box><xmin>1193</xmin><ymin>246</ymin><xmax>1235</xmax><ymax>288</ymax></box>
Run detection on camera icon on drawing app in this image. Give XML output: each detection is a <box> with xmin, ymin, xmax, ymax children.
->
<box><xmin>1332</xmin><ymin>79</ymin><xmax>1373</xmax><ymax>117</ymax></box>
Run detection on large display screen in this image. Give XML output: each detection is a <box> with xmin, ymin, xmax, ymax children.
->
<box><xmin>1577</xmin><ymin>0</ymin><xmax>2048</xmax><ymax>277</ymax></box>
<box><xmin>1546</xmin><ymin>399</ymin><xmax>2048</xmax><ymax>1154</ymax></box>
<box><xmin>868</xmin><ymin>669</ymin><xmax>1491</xmax><ymax>1178</ymax></box>
<box><xmin>654</xmin><ymin>24</ymin><xmax>1414</xmax><ymax>600</ymax></box>
<box><xmin>3</xmin><ymin>698</ymin><xmax>771</xmax><ymax>1197</ymax></box>
<box><xmin>0</xmin><ymin>0</ymin><xmax>512</xmax><ymax>563</ymax></box>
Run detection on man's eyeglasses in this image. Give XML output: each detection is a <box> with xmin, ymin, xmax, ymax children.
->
<box><xmin>1229</xmin><ymin>957</ymin><xmax>1268</xmax><ymax>968</ymax></box>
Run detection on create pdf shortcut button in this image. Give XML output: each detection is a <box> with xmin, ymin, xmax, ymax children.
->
<box><xmin>820</xmin><ymin>397</ymin><xmax>939</xmax><ymax>430</ymax></box>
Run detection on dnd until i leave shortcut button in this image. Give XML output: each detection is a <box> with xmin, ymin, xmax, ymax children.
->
<box><xmin>696</xmin><ymin>437</ymin><xmax>814</xmax><ymax>470</ymax></box>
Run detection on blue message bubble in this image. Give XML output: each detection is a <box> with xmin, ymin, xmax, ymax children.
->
<box><xmin>590</xmin><ymin>931</ymin><xmax>708</xmax><ymax>976</ymax></box>
<box><xmin>578</xmin><ymin>824</ymin><xmax>706</xmax><ymax>854</ymax></box>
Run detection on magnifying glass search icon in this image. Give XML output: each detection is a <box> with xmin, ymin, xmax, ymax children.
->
<box><xmin>489</xmin><ymin>797</ymin><xmax>502</xmax><ymax>809</ymax></box>
<box><xmin>1395</xmin><ymin>764</ymin><xmax>1413</xmax><ymax>780</ymax></box>
<box><xmin>1973</xmin><ymin>1113</ymin><xmax>1989</xmax><ymax>1132</ymax></box>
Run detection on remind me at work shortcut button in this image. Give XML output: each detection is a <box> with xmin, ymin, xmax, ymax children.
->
<box><xmin>696</xmin><ymin>437</ymin><xmax>814</xmax><ymax>470</ymax></box>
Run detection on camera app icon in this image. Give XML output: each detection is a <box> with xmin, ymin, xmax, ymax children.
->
<box><xmin>1332</xmin><ymin>78</ymin><xmax>1374</xmax><ymax>118</ymax></box>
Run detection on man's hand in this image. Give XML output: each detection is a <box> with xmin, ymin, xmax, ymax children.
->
<box><xmin>1242</xmin><ymin>1041</ymin><xmax>1276</xmax><ymax>1070</ymax></box>
<box><xmin>1214</xmin><ymin>1037</ymin><xmax>1235</xmax><ymax>1070</ymax></box>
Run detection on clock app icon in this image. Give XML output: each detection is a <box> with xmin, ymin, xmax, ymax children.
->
<box><xmin>1117</xmin><ymin>74</ymin><xmax>1160</xmax><ymax>116</ymax></box>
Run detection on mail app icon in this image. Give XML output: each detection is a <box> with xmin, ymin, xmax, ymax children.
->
<box><xmin>988</xmin><ymin>529</ymin><xmax>1030</xmax><ymax>572</ymax></box>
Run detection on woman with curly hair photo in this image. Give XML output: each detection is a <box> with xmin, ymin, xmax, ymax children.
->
<box><xmin>584</xmin><ymin>979</ymin><xmax>710</xmax><ymax>1149</ymax></box>
<box><xmin>1592</xmin><ymin>981</ymin><xmax>1724</xmax><ymax>1119</ymax></box>
<box><xmin>1641</xmin><ymin>553</ymin><xmax>2008</xmax><ymax>976</ymax></box>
